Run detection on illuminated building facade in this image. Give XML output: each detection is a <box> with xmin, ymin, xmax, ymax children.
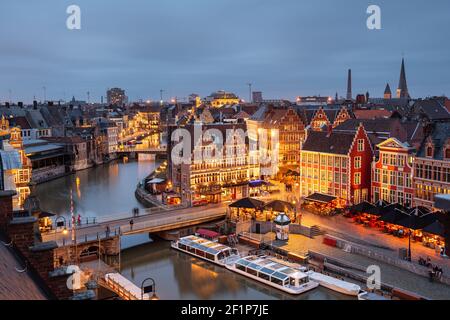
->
<box><xmin>0</xmin><ymin>116</ymin><xmax>31</xmax><ymax>208</ymax></box>
<box><xmin>414</xmin><ymin>122</ymin><xmax>450</xmax><ymax>209</ymax></box>
<box><xmin>169</xmin><ymin>122</ymin><xmax>259</xmax><ymax>206</ymax></box>
<box><xmin>372</xmin><ymin>138</ymin><xmax>415</xmax><ymax>207</ymax></box>
<box><xmin>205</xmin><ymin>91</ymin><xmax>240</xmax><ymax>107</ymax></box>
<box><xmin>308</xmin><ymin>106</ymin><xmax>352</xmax><ymax>131</ymax></box>
<box><xmin>299</xmin><ymin>124</ymin><xmax>373</xmax><ymax>205</ymax></box>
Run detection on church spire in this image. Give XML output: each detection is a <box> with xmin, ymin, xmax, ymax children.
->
<box><xmin>396</xmin><ymin>58</ymin><xmax>409</xmax><ymax>99</ymax></box>
<box><xmin>384</xmin><ymin>83</ymin><xmax>392</xmax><ymax>99</ymax></box>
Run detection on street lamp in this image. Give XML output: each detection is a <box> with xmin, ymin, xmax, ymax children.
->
<box><xmin>141</xmin><ymin>277</ymin><xmax>158</xmax><ymax>300</ymax></box>
<box><xmin>55</xmin><ymin>215</ymin><xmax>68</xmax><ymax>245</ymax></box>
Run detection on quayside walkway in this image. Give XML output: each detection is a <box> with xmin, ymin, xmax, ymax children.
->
<box><xmin>103</xmin><ymin>273</ymin><xmax>152</xmax><ymax>300</ymax></box>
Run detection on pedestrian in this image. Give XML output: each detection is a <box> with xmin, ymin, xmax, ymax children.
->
<box><xmin>77</xmin><ymin>214</ymin><xmax>81</xmax><ymax>226</ymax></box>
<box><xmin>130</xmin><ymin>219</ymin><xmax>134</xmax><ymax>231</ymax></box>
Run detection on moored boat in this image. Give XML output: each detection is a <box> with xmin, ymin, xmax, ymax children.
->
<box><xmin>358</xmin><ymin>291</ymin><xmax>390</xmax><ymax>300</ymax></box>
<box><xmin>226</xmin><ymin>255</ymin><xmax>319</xmax><ymax>295</ymax></box>
<box><xmin>306</xmin><ymin>270</ymin><xmax>361</xmax><ymax>296</ymax></box>
<box><xmin>171</xmin><ymin>235</ymin><xmax>240</xmax><ymax>266</ymax></box>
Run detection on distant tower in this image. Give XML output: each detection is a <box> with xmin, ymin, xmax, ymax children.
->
<box><xmin>384</xmin><ymin>83</ymin><xmax>392</xmax><ymax>99</ymax></box>
<box><xmin>396</xmin><ymin>58</ymin><xmax>409</xmax><ymax>99</ymax></box>
<box><xmin>346</xmin><ymin>69</ymin><xmax>352</xmax><ymax>100</ymax></box>
<box><xmin>335</xmin><ymin>92</ymin><xmax>338</xmax><ymax>102</ymax></box>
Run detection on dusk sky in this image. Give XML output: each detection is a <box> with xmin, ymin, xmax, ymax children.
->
<box><xmin>1</xmin><ymin>0</ymin><xmax>449</xmax><ymax>103</ymax></box>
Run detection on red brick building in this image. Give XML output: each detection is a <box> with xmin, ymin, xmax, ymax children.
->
<box><xmin>371</xmin><ymin>138</ymin><xmax>415</xmax><ymax>207</ymax></box>
<box><xmin>299</xmin><ymin>123</ymin><xmax>374</xmax><ymax>205</ymax></box>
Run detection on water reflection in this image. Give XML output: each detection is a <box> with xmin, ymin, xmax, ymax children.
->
<box><xmin>121</xmin><ymin>241</ymin><xmax>354</xmax><ymax>300</ymax></box>
<box><xmin>34</xmin><ymin>160</ymin><xmax>156</xmax><ymax>219</ymax></box>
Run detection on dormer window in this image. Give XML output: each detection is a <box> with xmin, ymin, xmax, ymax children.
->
<box><xmin>445</xmin><ymin>148</ymin><xmax>450</xmax><ymax>160</ymax></box>
<box><xmin>426</xmin><ymin>146</ymin><xmax>433</xmax><ymax>158</ymax></box>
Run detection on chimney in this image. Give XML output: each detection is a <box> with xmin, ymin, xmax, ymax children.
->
<box><xmin>346</xmin><ymin>69</ymin><xmax>352</xmax><ymax>100</ymax></box>
<box><xmin>0</xmin><ymin>191</ymin><xmax>16</xmax><ymax>232</ymax></box>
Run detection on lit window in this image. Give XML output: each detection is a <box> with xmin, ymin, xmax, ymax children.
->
<box><xmin>354</xmin><ymin>156</ymin><xmax>361</xmax><ymax>169</ymax></box>
<box><xmin>354</xmin><ymin>173</ymin><xmax>361</xmax><ymax>185</ymax></box>
<box><xmin>357</xmin><ymin>139</ymin><xmax>364</xmax><ymax>152</ymax></box>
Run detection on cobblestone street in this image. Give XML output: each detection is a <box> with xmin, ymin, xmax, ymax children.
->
<box><xmin>300</xmin><ymin>210</ymin><xmax>450</xmax><ymax>275</ymax></box>
<box><xmin>248</xmin><ymin>231</ymin><xmax>450</xmax><ymax>300</ymax></box>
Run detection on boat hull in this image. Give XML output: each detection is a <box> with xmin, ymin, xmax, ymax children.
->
<box><xmin>225</xmin><ymin>265</ymin><xmax>319</xmax><ymax>295</ymax></box>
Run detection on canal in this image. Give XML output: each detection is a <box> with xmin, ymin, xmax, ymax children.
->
<box><xmin>35</xmin><ymin>160</ymin><xmax>353</xmax><ymax>300</ymax></box>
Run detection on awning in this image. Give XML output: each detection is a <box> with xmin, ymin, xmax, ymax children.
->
<box><xmin>423</xmin><ymin>220</ymin><xmax>445</xmax><ymax>237</ymax></box>
<box><xmin>349</xmin><ymin>201</ymin><xmax>377</xmax><ymax>214</ymax></box>
<box><xmin>39</xmin><ymin>211</ymin><xmax>56</xmax><ymax>219</ymax></box>
<box><xmin>147</xmin><ymin>178</ymin><xmax>165</xmax><ymax>184</ymax></box>
<box><xmin>229</xmin><ymin>197</ymin><xmax>265</xmax><ymax>209</ymax></box>
<box><xmin>196</xmin><ymin>228</ymin><xmax>220</xmax><ymax>239</ymax></box>
<box><xmin>304</xmin><ymin>193</ymin><xmax>336</xmax><ymax>204</ymax></box>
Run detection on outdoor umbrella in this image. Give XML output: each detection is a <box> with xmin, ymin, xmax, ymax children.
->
<box><xmin>263</xmin><ymin>200</ymin><xmax>295</xmax><ymax>213</ymax></box>
<box><xmin>349</xmin><ymin>201</ymin><xmax>376</xmax><ymax>214</ymax></box>
<box><xmin>229</xmin><ymin>197</ymin><xmax>265</xmax><ymax>209</ymax></box>
<box><xmin>366</xmin><ymin>199</ymin><xmax>390</xmax><ymax>216</ymax></box>
<box><xmin>423</xmin><ymin>220</ymin><xmax>446</xmax><ymax>237</ymax></box>
<box><xmin>379</xmin><ymin>205</ymin><xmax>409</xmax><ymax>224</ymax></box>
<box><xmin>396</xmin><ymin>211</ymin><xmax>437</xmax><ymax>230</ymax></box>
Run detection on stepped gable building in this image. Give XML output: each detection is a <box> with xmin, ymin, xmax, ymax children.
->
<box><xmin>371</xmin><ymin>138</ymin><xmax>415</xmax><ymax>207</ymax></box>
<box><xmin>333</xmin><ymin>117</ymin><xmax>424</xmax><ymax>150</ymax></box>
<box><xmin>168</xmin><ymin>122</ymin><xmax>259</xmax><ymax>206</ymax></box>
<box><xmin>414</xmin><ymin>121</ymin><xmax>450</xmax><ymax>209</ymax></box>
<box><xmin>246</xmin><ymin>104</ymin><xmax>306</xmax><ymax>177</ymax></box>
<box><xmin>295</xmin><ymin>106</ymin><xmax>353</xmax><ymax>131</ymax></box>
<box><xmin>299</xmin><ymin>123</ymin><xmax>374</xmax><ymax>205</ymax></box>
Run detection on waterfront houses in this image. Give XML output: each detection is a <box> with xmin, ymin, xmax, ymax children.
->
<box><xmin>168</xmin><ymin>121</ymin><xmax>260</xmax><ymax>206</ymax></box>
<box><xmin>299</xmin><ymin>124</ymin><xmax>374</xmax><ymax>205</ymax></box>
<box><xmin>371</xmin><ymin>138</ymin><xmax>415</xmax><ymax>207</ymax></box>
<box><xmin>246</xmin><ymin>105</ymin><xmax>306</xmax><ymax>178</ymax></box>
<box><xmin>0</xmin><ymin>116</ymin><xmax>32</xmax><ymax>208</ymax></box>
<box><xmin>414</xmin><ymin>122</ymin><xmax>450</xmax><ymax>209</ymax></box>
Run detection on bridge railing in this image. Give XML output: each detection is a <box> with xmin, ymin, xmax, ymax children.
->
<box><xmin>120</xmin><ymin>209</ymin><xmax>227</xmax><ymax>234</ymax></box>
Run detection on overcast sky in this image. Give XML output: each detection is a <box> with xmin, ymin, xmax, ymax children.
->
<box><xmin>1</xmin><ymin>0</ymin><xmax>449</xmax><ymax>103</ymax></box>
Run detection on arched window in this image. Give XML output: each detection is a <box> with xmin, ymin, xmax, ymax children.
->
<box><xmin>445</xmin><ymin>148</ymin><xmax>450</xmax><ymax>159</ymax></box>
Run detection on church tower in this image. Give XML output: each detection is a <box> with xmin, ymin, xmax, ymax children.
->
<box><xmin>396</xmin><ymin>58</ymin><xmax>410</xmax><ymax>99</ymax></box>
<box><xmin>384</xmin><ymin>83</ymin><xmax>392</xmax><ymax>99</ymax></box>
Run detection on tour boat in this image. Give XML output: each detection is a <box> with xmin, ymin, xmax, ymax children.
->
<box><xmin>225</xmin><ymin>255</ymin><xmax>319</xmax><ymax>295</ymax></box>
<box><xmin>171</xmin><ymin>235</ymin><xmax>240</xmax><ymax>266</ymax></box>
<box><xmin>305</xmin><ymin>270</ymin><xmax>362</xmax><ymax>296</ymax></box>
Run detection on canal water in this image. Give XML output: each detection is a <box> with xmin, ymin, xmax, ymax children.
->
<box><xmin>35</xmin><ymin>160</ymin><xmax>352</xmax><ymax>300</ymax></box>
